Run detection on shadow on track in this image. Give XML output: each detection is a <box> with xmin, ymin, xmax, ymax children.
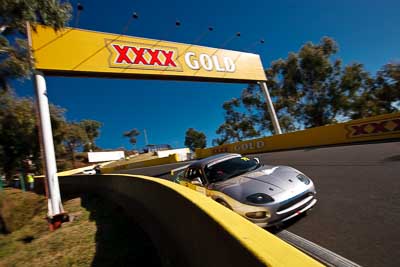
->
<box><xmin>81</xmin><ymin>194</ymin><xmax>162</xmax><ymax>267</ymax></box>
<box><xmin>384</xmin><ymin>154</ymin><xmax>400</xmax><ymax>162</ymax></box>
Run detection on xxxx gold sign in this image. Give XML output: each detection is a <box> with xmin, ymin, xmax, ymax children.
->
<box><xmin>345</xmin><ymin>117</ymin><xmax>400</xmax><ymax>138</ymax></box>
<box><xmin>30</xmin><ymin>25</ymin><xmax>267</xmax><ymax>82</ymax></box>
<box><xmin>107</xmin><ymin>40</ymin><xmax>182</xmax><ymax>71</ymax></box>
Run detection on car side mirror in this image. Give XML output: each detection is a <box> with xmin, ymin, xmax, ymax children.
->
<box><xmin>191</xmin><ymin>177</ymin><xmax>203</xmax><ymax>186</ymax></box>
<box><xmin>254</xmin><ymin>157</ymin><xmax>260</xmax><ymax>164</ymax></box>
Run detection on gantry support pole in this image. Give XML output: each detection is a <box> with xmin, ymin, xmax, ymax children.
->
<box><xmin>34</xmin><ymin>72</ymin><xmax>66</xmax><ymax>230</ymax></box>
<box><xmin>258</xmin><ymin>81</ymin><xmax>282</xmax><ymax>135</ymax></box>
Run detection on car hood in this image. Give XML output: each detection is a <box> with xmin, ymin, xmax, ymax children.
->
<box><xmin>211</xmin><ymin>165</ymin><xmax>305</xmax><ymax>200</ymax></box>
<box><xmin>240</xmin><ymin>165</ymin><xmax>303</xmax><ymax>190</ymax></box>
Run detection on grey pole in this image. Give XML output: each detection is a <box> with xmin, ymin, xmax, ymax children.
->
<box><xmin>144</xmin><ymin>128</ymin><xmax>149</xmax><ymax>145</ymax></box>
<box><xmin>258</xmin><ymin>81</ymin><xmax>282</xmax><ymax>135</ymax></box>
<box><xmin>34</xmin><ymin>72</ymin><xmax>64</xmax><ymax>216</ymax></box>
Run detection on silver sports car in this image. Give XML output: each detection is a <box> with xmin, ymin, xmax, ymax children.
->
<box><xmin>171</xmin><ymin>153</ymin><xmax>317</xmax><ymax>227</ymax></box>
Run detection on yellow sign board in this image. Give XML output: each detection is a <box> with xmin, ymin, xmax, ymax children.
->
<box><xmin>196</xmin><ymin>112</ymin><xmax>400</xmax><ymax>158</ymax></box>
<box><xmin>30</xmin><ymin>26</ymin><xmax>267</xmax><ymax>82</ymax></box>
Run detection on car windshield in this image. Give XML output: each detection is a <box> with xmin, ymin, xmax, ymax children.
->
<box><xmin>204</xmin><ymin>156</ymin><xmax>260</xmax><ymax>183</ymax></box>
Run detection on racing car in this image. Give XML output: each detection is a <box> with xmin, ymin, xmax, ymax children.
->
<box><xmin>171</xmin><ymin>153</ymin><xmax>317</xmax><ymax>227</ymax></box>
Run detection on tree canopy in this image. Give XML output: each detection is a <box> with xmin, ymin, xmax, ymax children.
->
<box><xmin>0</xmin><ymin>90</ymin><xmax>103</xmax><ymax>178</ymax></box>
<box><xmin>64</xmin><ymin>122</ymin><xmax>88</xmax><ymax>168</ymax></box>
<box><xmin>214</xmin><ymin>37</ymin><xmax>400</xmax><ymax>144</ymax></box>
<box><xmin>0</xmin><ymin>0</ymin><xmax>72</xmax><ymax>90</ymax></box>
<box><xmin>123</xmin><ymin>129</ymin><xmax>140</xmax><ymax>148</ymax></box>
<box><xmin>0</xmin><ymin>1</ymin><xmax>95</xmax><ymax>177</ymax></box>
<box><xmin>184</xmin><ymin>128</ymin><xmax>207</xmax><ymax>151</ymax></box>
<box><xmin>80</xmin><ymin>119</ymin><xmax>102</xmax><ymax>152</ymax></box>
<box><xmin>0</xmin><ymin>91</ymin><xmax>68</xmax><ymax>178</ymax></box>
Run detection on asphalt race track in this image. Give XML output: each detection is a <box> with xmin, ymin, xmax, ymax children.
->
<box><xmin>117</xmin><ymin>141</ymin><xmax>400</xmax><ymax>267</ymax></box>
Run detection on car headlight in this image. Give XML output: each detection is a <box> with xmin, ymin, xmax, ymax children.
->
<box><xmin>246</xmin><ymin>193</ymin><xmax>274</xmax><ymax>204</ymax></box>
<box><xmin>246</xmin><ymin>211</ymin><xmax>269</xmax><ymax>219</ymax></box>
<box><xmin>297</xmin><ymin>173</ymin><xmax>310</xmax><ymax>185</ymax></box>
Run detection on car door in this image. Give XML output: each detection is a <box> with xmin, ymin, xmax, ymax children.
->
<box><xmin>181</xmin><ymin>167</ymin><xmax>207</xmax><ymax>196</ymax></box>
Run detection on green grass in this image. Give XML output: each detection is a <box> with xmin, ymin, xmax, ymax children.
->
<box><xmin>0</xmin><ymin>190</ymin><xmax>96</xmax><ymax>266</ymax></box>
<box><xmin>0</xmin><ymin>189</ymin><xmax>47</xmax><ymax>233</ymax></box>
<box><xmin>0</xmin><ymin>189</ymin><xmax>161</xmax><ymax>267</ymax></box>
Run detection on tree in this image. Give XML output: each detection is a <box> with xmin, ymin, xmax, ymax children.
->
<box><xmin>0</xmin><ymin>91</ymin><xmax>37</xmax><ymax>179</ymax></box>
<box><xmin>0</xmin><ymin>1</ymin><xmax>73</xmax><ymax>175</ymax></box>
<box><xmin>63</xmin><ymin>122</ymin><xmax>87</xmax><ymax>168</ymax></box>
<box><xmin>0</xmin><ymin>90</ymin><xmax>105</xmax><ymax>174</ymax></box>
<box><xmin>349</xmin><ymin>63</ymin><xmax>400</xmax><ymax>119</ymax></box>
<box><xmin>214</xmin><ymin>37</ymin><xmax>399</xmax><ymax>144</ymax></box>
<box><xmin>184</xmin><ymin>128</ymin><xmax>207</xmax><ymax>151</ymax></box>
<box><xmin>0</xmin><ymin>0</ymin><xmax>72</xmax><ymax>170</ymax></box>
<box><xmin>49</xmin><ymin>104</ymin><xmax>68</xmax><ymax>159</ymax></box>
<box><xmin>123</xmin><ymin>129</ymin><xmax>140</xmax><ymax>148</ymax></box>
<box><xmin>0</xmin><ymin>90</ymin><xmax>67</xmax><ymax>179</ymax></box>
<box><xmin>263</xmin><ymin>37</ymin><xmax>359</xmax><ymax>128</ymax></box>
<box><xmin>0</xmin><ymin>0</ymin><xmax>72</xmax><ymax>90</ymax></box>
<box><xmin>212</xmin><ymin>98</ymin><xmax>259</xmax><ymax>145</ymax></box>
<box><xmin>80</xmin><ymin>120</ymin><xmax>102</xmax><ymax>152</ymax></box>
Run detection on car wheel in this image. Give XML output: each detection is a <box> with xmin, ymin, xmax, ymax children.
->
<box><xmin>216</xmin><ymin>199</ymin><xmax>232</xmax><ymax>210</ymax></box>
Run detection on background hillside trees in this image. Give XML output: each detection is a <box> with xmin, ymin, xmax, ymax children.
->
<box><xmin>0</xmin><ymin>1</ymin><xmax>105</xmax><ymax>176</ymax></box>
<box><xmin>184</xmin><ymin>128</ymin><xmax>207</xmax><ymax>151</ymax></box>
<box><xmin>0</xmin><ymin>89</ymin><xmax>102</xmax><ymax>178</ymax></box>
<box><xmin>80</xmin><ymin>120</ymin><xmax>102</xmax><ymax>152</ymax></box>
<box><xmin>1</xmin><ymin>92</ymin><xmax>61</xmax><ymax>177</ymax></box>
<box><xmin>123</xmin><ymin>128</ymin><xmax>141</xmax><ymax>149</ymax></box>
<box><xmin>64</xmin><ymin>122</ymin><xmax>88</xmax><ymax>168</ymax></box>
<box><xmin>214</xmin><ymin>37</ymin><xmax>400</xmax><ymax>144</ymax></box>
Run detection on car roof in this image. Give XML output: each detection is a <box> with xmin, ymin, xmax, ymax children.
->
<box><xmin>189</xmin><ymin>153</ymin><xmax>242</xmax><ymax>169</ymax></box>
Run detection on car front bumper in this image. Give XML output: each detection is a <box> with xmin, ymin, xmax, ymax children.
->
<box><xmin>244</xmin><ymin>193</ymin><xmax>317</xmax><ymax>228</ymax></box>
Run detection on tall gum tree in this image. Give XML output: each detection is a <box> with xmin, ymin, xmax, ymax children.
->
<box><xmin>0</xmin><ymin>0</ymin><xmax>72</xmax><ymax>90</ymax></box>
<box><xmin>0</xmin><ymin>1</ymin><xmax>72</xmax><ymax>177</ymax></box>
<box><xmin>214</xmin><ymin>37</ymin><xmax>400</xmax><ymax>144</ymax></box>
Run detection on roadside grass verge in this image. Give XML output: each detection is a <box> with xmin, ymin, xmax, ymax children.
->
<box><xmin>0</xmin><ymin>189</ymin><xmax>161</xmax><ymax>267</ymax></box>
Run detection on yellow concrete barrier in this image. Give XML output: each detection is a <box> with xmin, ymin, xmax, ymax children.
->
<box><xmin>55</xmin><ymin>174</ymin><xmax>324</xmax><ymax>267</ymax></box>
<box><xmin>57</xmin><ymin>165</ymin><xmax>96</xmax><ymax>176</ymax></box>
<box><xmin>34</xmin><ymin>165</ymin><xmax>96</xmax><ymax>178</ymax></box>
<box><xmin>196</xmin><ymin>112</ymin><xmax>400</xmax><ymax>158</ymax></box>
<box><xmin>101</xmin><ymin>154</ymin><xmax>179</xmax><ymax>173</ymax></box>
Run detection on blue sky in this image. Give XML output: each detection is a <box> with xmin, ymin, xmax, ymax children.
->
<box><xmin>13</xmin><ymin>0</ymin><xmax>400</xmax><ymax>150</ymax></box>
